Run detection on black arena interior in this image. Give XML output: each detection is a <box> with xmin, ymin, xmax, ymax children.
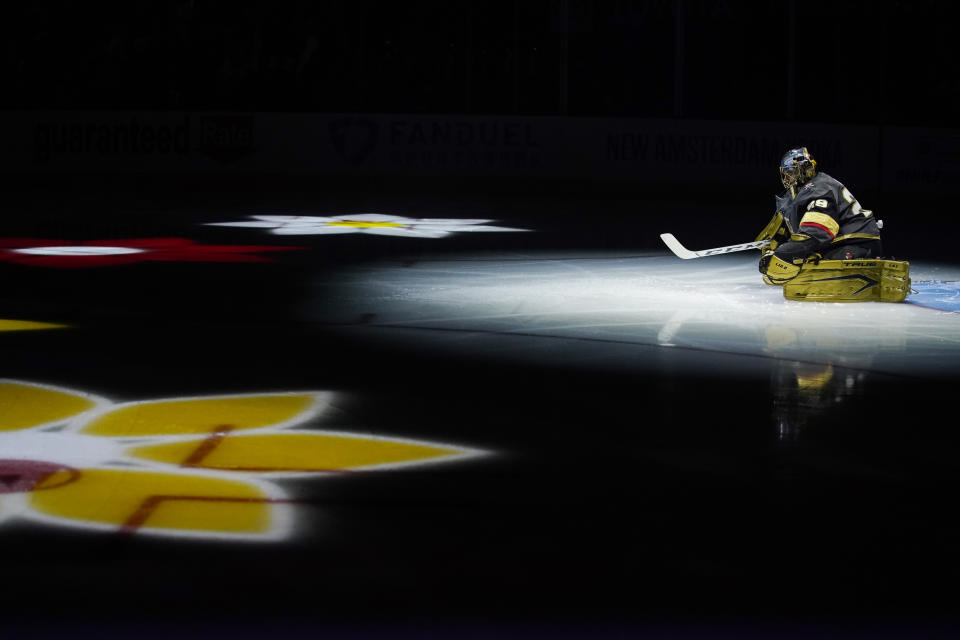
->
<box><xmin>3</xmin><ymin>3</ymin><xmax>960</xmax><ymax>639</ymax></box>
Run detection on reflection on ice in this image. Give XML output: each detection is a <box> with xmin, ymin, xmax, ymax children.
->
<box><xmin>306</xmin><ymin>252</ymin><xmax>960</xmax><ymax>378</ymax></box>
<box><xmin>770</xmin><ymin>362</ymin><xmax>868</xmax><ymax>441</ymax></box>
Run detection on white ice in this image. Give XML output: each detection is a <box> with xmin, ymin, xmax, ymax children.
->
<box><xmin>306</xmin><ymin>252</ymin><xmax>960</xmax><ymax>378</ymax></box>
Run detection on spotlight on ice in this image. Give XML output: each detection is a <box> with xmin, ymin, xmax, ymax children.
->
<box><xmin>303</xmin><ymin>251</ymin><xmax>960</xmax><ymax>379</ymax></box>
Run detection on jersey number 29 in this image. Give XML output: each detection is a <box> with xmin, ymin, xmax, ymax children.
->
<box><xmin>841</xmin><ymin>187</ymin><xmax>868</xmax><ymax>216</ymax></box>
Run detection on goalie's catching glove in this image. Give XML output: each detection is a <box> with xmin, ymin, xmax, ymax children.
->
<box><xmin>759</xmin><ymin>249</ymin><xmax>802</xmax><ymax>284</ymax></box>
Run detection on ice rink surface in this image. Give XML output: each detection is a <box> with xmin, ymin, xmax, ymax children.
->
<box><xmin>2</xmin><ymin>181</ymin><xmax>960</xmax><ymax>638</ymax></box>
<box><xmin>310</xmin><ymin>251</ymin><xmax>960</xmax><ymax>378</ymax></box>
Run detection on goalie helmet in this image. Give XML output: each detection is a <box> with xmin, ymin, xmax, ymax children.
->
<box><xmin>779</xmin><ymin>147</ymin><xmax>817</xmax><ymax>189</ymax></box>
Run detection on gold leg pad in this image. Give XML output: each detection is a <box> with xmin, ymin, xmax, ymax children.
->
<box><xmin>782</xmin><ymin>259</ymin><xmax>911</xmax><ymax>302</ymax></box>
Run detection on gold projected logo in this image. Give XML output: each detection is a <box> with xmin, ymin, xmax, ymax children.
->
<box><xmin>207</xmin><ymin>214</ymin><xmax>528</xmax><ymax>238</ymax></box>
<box><xmin>0</xmin><ymin>380</ymin><xmax>482</xmax><ymax>541</ymax></box>
<box><xmin>0</xmin><ymin>319</ymin><xmax>66</xmax><ymax>332</ymax></box>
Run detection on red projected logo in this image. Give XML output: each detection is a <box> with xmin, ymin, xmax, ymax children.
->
<box><xmin>0</xmin><ymin>238</ymin><xmax>300</xmax><ymax>268</ymax></box>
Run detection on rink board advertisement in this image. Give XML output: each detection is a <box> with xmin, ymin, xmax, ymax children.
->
<box><xmin>0</xmin><ymin>110</ymin><xmax>949</xmax><ymax>193</ymax></box>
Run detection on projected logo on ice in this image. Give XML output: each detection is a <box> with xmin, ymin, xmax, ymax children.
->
<box><xmin>0</xmin><ymin>380</ymin><xmax>483</xmax><ymax>541</ymax></box>
<box><xmin>0</xmin><ymin>238</ymin><xmax>300</xmax><ymax>268</ymax></box>
<box><xmin>208</xmin><ymin>214</ymin><xmax>528</xmax><ymax>238</ymax></box>
<box><xmin>0</xmin><ymin>318</ymin><xmax>66</xmax><ymax>332</ymax></box>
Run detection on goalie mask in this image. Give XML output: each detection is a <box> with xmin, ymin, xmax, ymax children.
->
<box><xmin>779</xmin><ymin>147</ymin><xmax>817</xmax><ymax>189</ymax></box>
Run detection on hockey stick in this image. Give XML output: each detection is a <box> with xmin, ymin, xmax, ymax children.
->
<box><xmin>659</xmin><ymin>233</ymin><xmax>769</xmax><ymax>259</ymax></box>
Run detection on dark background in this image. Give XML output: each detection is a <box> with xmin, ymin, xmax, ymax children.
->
<box><xmin>3</xmin><ymin>2</ymin><xmax>960</xmax><ymax>639</ymax></box>
<box><xmin>4</xmin><ymin>0</ymin><xmax>958</xmax><ymax>257</ymax></box>
<box><xmin>4</xmin><ymin>0</ymin><xmax>957</xmax><ymax>242</ymax></box>
<box><xmin>4</xmin><ymin>0</ymin><xmax>956</xmax><ymax>126</ymax></box>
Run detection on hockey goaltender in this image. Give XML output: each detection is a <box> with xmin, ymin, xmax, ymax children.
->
<box><xmin>756</xmin><ymin>146</ymin><xmax>911</xmax><ymax>302</ymax></box>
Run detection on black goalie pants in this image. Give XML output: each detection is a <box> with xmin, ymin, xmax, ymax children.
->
<box><xmin>820</xmin><ymin>240</ymin><xmax>883</xmax><ymax>261</ymax></box>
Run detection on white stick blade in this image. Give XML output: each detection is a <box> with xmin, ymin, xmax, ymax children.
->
<box><xmin>659</xmin><ymin>233</ymin><xmax>698</xmax><ymax>259</ymax></box>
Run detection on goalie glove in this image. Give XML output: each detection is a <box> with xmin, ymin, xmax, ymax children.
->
<box><xmin>759</xmin><ymin>249</ymin><xmax>802</xmax><ymax>284</ymax></box>
<box><xmin>755</xmin><ymin>211</ymin><xmax>790</xmax><ymax>252</ymax></box>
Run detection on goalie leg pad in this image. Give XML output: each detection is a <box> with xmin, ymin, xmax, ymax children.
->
<box><xmin>782</xmin><ymin>259</ymin><xmax>911</xmax><ymax>302</ymax></box>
